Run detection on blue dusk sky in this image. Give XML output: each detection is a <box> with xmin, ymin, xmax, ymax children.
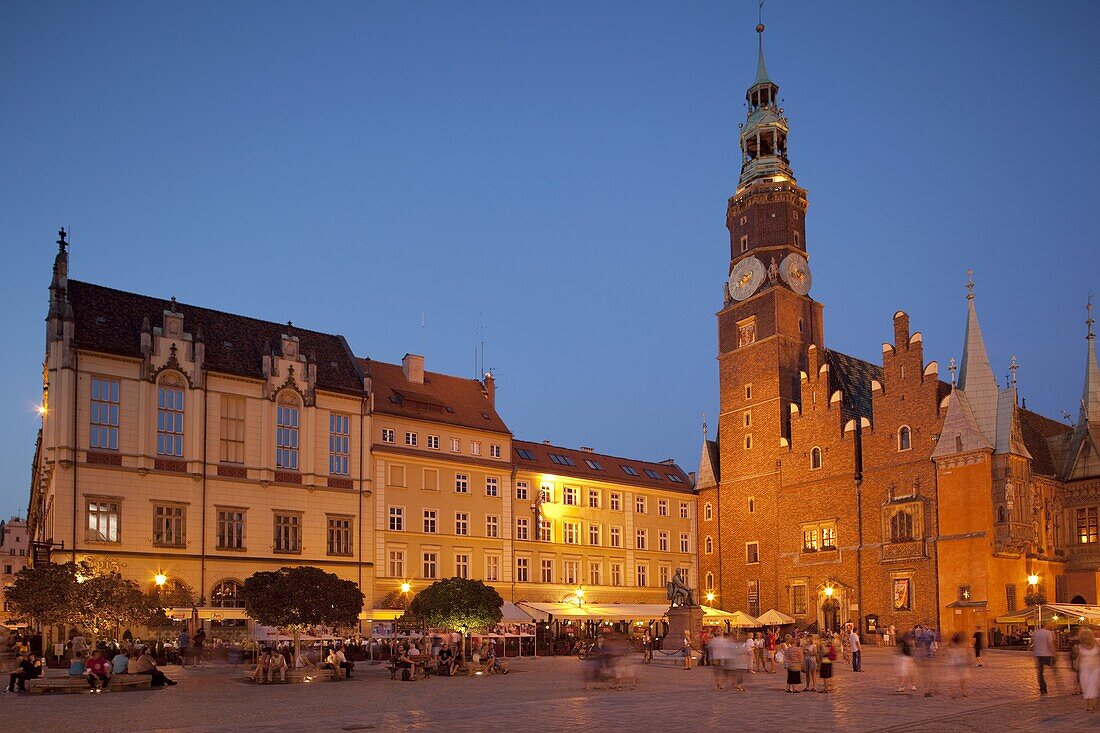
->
<box><xmin>1</xmin><ymin>1</ymin><xmax>1097</xmax><ymax>517</ymax></box>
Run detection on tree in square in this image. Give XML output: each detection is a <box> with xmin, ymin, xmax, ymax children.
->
<box><xmin>405</xmin><ymin>577</ymin><xmax>503</xmax><ymax>658</ymax></box>
<box><xmin>241</xmin><ymin>566</ymin><xmax>364</xmax><ymax>655</ymax></box>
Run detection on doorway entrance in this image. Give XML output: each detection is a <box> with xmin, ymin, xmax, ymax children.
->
<box><xmin>822</xmin><ymin>599</ymin><xmax>840</xmax><ymax>633</ymax></box>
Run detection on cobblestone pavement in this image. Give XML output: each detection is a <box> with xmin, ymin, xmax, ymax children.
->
<box><xmin>1</xmin><ymin>648</ymin><xmax>1095</xmax><ymax>733</ymax></box>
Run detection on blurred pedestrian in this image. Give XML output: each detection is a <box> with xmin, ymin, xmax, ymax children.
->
<box><xmin>1077</xmin><ymin>628</ymin><xmax>1099</xmax><ymax>711</ymax></box>
<box><xmin>1032</xmin><ymin>623</ymin><xmax>1057</xmax><ymax>695</ymax></box>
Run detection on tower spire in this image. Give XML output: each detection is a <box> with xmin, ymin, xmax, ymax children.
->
<box><xmin>1063</xmin><ymin>297</ymin><xmax>1100</xmax><ymax>479</ymax></box>
<box><xmin>956</xmin><ymin>270</ymin><xmax>999</xmax><ymax>444</ymax></box>
<box><xmin>754</xmin><ymin>19</ymin><xmax>771</xmax><ymax>86</ymax></box>
<box><xmin>736</xmin><ymin>12</ymin><xmax>792</xmax><ymax>189</ymax></box>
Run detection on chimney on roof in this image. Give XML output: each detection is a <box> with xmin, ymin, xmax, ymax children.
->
<box><xmin>542</xmin><ymin>440</ymin><xmax>552</xmax><ymax>445</ymax></box>
<box><xmin>579</xmin><ymin>446</ymin><xmax>595</xmax><ymax>453</ymax></box>
<box><xmin>483</xmin><ymin>371</ymin><xmax>495</xmax><ymax>407</ymax></box>
<box><xmin>402</xmin><ymin>353</ymin><xmax>424</xmax><ymax>384</ymax></box>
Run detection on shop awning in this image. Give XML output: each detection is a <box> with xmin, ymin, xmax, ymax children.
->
<box><xmin>704</xmin><ymin>609</ymin><xmax>759</xmax><ymax>627</ymax></box>
<box><xmin>755</xmin><ymin>609</ymin><xmax>796</xmax><ymax>626</ymax></box>
<box><xmin>995</xmin><ymin>603</ymin><xmax>1100</xmax><ymax>625</ymax></box>
<box><xmin>500</xmin><ymin>602</ymin><xmax>536</xmax><ymax>623</ymax></box>
<box><xmin>167</xmin><ymin>607</ymin><xmax>249</xmax><ymax>621</ymax></box>
<box><xmin>518</xmin><ymin>602</ymin><xmax>738</xmax><ymax>622</ymax></box>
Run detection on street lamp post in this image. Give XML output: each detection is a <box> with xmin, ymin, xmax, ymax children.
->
<box><xmin>1027</xmin><ymin>574</ymin><xmax>1041</xmax><ymax>629</ymax></box>
<box><xmin>154</xmin><ymin>573</ymin><xmax>167</xmax><ymax>658</ymax></box>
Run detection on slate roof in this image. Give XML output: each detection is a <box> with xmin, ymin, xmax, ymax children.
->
<box><xmin>1018</xmin><ymin>408</ymin><xmax>1072</xmax><ymax>477</ymax></box>
<box><xmin>66</xmin><ymin>280</ymin><xmax>363</xmax><ymax>394</ymax></box>
<box><xmin>513</xmin><ymin>440</ymin><xmax>695</xmax><ymax>494</ymax></box>
<box><xmin>361</xmin><ymin>359</ymin><xmax>510</xmax><ymax>435</ymax></box>
<box><xmin>823</xmin><ymin>349</ymin><xmax>884</xmax><ymax>424</ymax></box>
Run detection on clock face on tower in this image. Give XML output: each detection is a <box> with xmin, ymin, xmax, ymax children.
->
<box><xmin>728</xmin><ymin>257</ymin><xmax>766</xmax><ymax>301</ymax></box>
<box><xmin>780</xmin><ymin>253</ymin><xmax>813</xmax><ymax>296</ymax></box>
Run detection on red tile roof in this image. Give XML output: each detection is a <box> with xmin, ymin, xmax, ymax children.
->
<box><xmin>1018</xmin><ymin>408</ymin><xmax>1073</xmax><ymax>477</ymax></box>
<box><xmin>66</xmin><ymin>280</ymin><xmax>363</xmax><ymax>394</ymax></box>
<box><xmin>361</xmin><ymin>359</ymin><xmax>510</xmax><ymax>435</ymax></box>
<box><xmin>513</xmin><ymin>440</ymin><xmax>695</xmax><ymax>494</ymax></box>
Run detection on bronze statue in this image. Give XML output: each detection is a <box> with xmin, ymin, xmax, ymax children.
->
<box><xmin>666</xmin><ymin>568</ymin><xmax>696</xmax><ymax>608</ymax></box>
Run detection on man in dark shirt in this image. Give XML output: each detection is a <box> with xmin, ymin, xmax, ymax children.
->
<box><xmin>5</xmin><ymin>653</ymin><xmax>43</xmax><ymax>693</ymax></box>
<box><xmin>438</xmin><ymin>644</ymin><xmax>455</xmax><ymax>676</ymax></box>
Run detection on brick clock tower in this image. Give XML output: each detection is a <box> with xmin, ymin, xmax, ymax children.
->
<box><xmin>700</xmin><ymin>23</ymin><xmax>825</xmax><ymax>615</ymax></box>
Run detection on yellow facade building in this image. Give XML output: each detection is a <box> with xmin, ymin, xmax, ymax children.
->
<box><xmin>26</xmin><ymin>234</ymin><xmax>697</xmax><ymax>632</ymax></box>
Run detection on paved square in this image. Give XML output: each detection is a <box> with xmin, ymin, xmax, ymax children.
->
<box><xmin>1</xmin><ymin>648</ymin><xmax>1095</xmax><ymax>732</ymax></box>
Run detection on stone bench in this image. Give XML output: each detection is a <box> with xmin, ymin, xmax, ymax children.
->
<box><xmin>245</xmin><ymin>667</ymin><xmax>342</xmax><ymax>684</ymax></box>
<box><xmin>27</xmin><ymin>675</ymin><xmax>153</xmax><ymax>694</ymax></box>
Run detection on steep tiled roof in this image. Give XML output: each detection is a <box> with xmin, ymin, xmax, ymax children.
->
<box><xmin>824</xmin><ymin>349</ymin><xmax>883</xmax><ymax>424</ymax></box>
<box><xmin>513</xmin><ymin>440</ymin><xmax>695</xmax><ymax>494</ymax></box>
<box><xmin>362</xmin><ymin>359</ymin><xmax>510</xmax><ymax>435</ymax></box>
<box><xmin>66</xmin><ymin>280</ymin><xmax>363</xmax><ymax>394</ymax></box>
<box><xmin>696</xmin><ymin>439</ymin><xmax>720</xmax><ymax>490</ymax></box>
<box><xmin>1016</xmin><ymin>408</ymin><xmax>1073</xmax><ymax>478</ymax></box>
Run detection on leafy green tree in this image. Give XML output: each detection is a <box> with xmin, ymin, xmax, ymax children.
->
<box><xmin>146</xmin><ymin>580</ymin><xmax>197</xmax><ymax>631</ymax></box>
<box><xmin>241</xmin><ymin>566</ymin><xmax>364</xmax><ymax>654</ymax></box>
<box><xmin>406</xmin><ymin>577</ymin><xmax>503</xmax><ymax>657</ymax></box>
<box><xmin>376</xmin><ymin>589</ymin><xmax>416</xmax><ymax>610</ymax></box>
<box><xmin>71</xmin><ymin>566</ymin><xmax>152</xmax><ymax>643</ymax></box>
<box><xmin>5</xmin><ymin>562</ymin><xmax>79</xmax><ymax>629</ymax></box>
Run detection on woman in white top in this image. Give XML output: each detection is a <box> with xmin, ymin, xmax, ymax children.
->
<box><xmin>1078</xmin><ymin>628</ymin><xmax>1100</xmax><ymax>711</ymax></box>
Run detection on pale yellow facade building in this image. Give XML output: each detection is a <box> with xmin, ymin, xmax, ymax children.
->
<box><xmin>26</xmin><ymin>235</ymin><xmax>697</xmax><ymax>633</ymax></box>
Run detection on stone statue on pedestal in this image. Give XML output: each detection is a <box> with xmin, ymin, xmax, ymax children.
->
<box><xmin>666</xmin><ymin>568</ymin><xmax>697</xmax><ymax>608</ymax></box>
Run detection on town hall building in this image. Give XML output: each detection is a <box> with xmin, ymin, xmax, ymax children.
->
<box><xmin>696</xmin><ymin>23</ymin><xmax>1100</xmax><ymax>637</ymax></box>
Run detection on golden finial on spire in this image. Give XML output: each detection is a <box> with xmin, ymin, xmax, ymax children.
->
<box><xmin>966</xmin><ymin>269</ymin><xmax>975</xmax><ymax>300</ymax></box>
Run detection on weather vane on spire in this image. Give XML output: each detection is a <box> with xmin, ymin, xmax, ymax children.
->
<box><xmin>965</xmin><ymin>269</ymin><xmax>975</xmax><ymax>300</ymax></box>
<box><xmin>57</xmin><ymin>227</ymin><xmax>68</xmax><ymax>254</ymax></box>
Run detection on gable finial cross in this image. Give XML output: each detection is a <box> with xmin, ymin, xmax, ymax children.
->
<box><xmin>1087</xmin><ymin>295</ymin><xmax>1095</xmax><ymax>340</ymax></box>
<box><xmin>1009</xmin><ymin>355</ymin><xmax>1018</xmax><ymax>387</ymax></box>
<box><xmin>948</xmin><ymin>356</ymin><xmax>958</xmax><ymax>387</ymax></box>
<box><xmin>965</xmin><ymin>269</ymin><xmax>975</xmax><ymax>300</ymax></box>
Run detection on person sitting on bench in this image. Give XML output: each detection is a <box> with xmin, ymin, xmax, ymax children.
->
<box><xmin>85</xmin><ymin>649</ymin><xmax>112</xmax><ymax>692</ymax></box>
<box><xmin>437</xmin><ymin>643</ymin><xmax>456</xmax><ymax>676</ymax></box>
<box><xmin>267</xmin><ymin>650</ymin><xmax>288</xmax><ymax>683</ymax></box>
<box><xmin>397</xmin><ymin>645</ymin><xmax>418</xmax><ymax>680</ymax></box>
<box><xmin>5</xmin><ymin>653</ymin><xmax>43</xmax><ymax>693</ymax></box>
<box><xmin>134</xmin><ymin>646</ymin><xmax>177</xmax><ymax>687</ymax></box>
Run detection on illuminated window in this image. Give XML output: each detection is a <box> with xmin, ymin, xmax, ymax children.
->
<box><xmin>1078</xmin><ymin>508</ymin><xmax>1098</xmax><ymax>544</ymax></box>
<box><xmin>211</xmin><ymin>580</ymin><xmax>245</xmax><ymax>608</ymax></box>
<box><xmin>86</xmin><ymin>499</ymin><xmax>120</xmax><ymax>543</ymax></box>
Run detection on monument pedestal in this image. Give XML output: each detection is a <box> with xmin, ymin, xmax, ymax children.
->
<box><xmin>666</xmin><ymin>605</ymin><xmax>704</xmax><ymax>650</ymax></box>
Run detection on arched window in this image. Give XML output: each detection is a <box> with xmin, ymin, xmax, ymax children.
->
<box><xmin>996</xmin><ymin>506</ymin><xmax>1007</xmax><ymax>524</ymax></box>
<box><xmin>211</xmin><ymin>579</ymin><xmax>245</xmax><ymax>608</ymax></box>
<box><xmin>705</xmin><ymin>572</ymin><xmax>714</xmax><ymax>592</ymax></box>
<box><xmin>704</xmin><ymin>503</ymin><xmax>713</xmax><ymax>521</ymax></box>
<box><xmin>276</xmin><ymin>393</ymin><xmax>301</xmax><ymax>470</ymax></box>
<box><xmin>898</xmin><ymin>426</ymin><xmax>912</xmax><ymax>452</ymax></box>
<box><xmin>704</xmin><ymin>536</ymin><xmax>714</xmax><ymax>554</ymax></box>
<box><xmin>810</xmin><ymin>447</ymin><xmax>822</xmax><ymax>470</ymax></box>
<box><xmin>156</xmin><ymin>373</ymin><xmax>186</xmax><ymax>457</ymax></box>
<box><xmin>890</xmin><ymin>510</ymin><xmax>914</xmax><ymax>542</ymax></box>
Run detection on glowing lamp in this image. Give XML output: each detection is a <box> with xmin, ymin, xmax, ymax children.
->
<box><xmin>824</xmin><ymin>586</ymin><xmax>834</xmax><ymax>598</ymax></box>
<box><xmin>575</xmin><ymin>587</ymin><xmax>585</xmax><ymax>599</ymax></box>
<box><xmin>705</xmin><ymin>592</ymin><xmax>715</xmax><ymax>603</ymax></box>
<box><xmin>400</xmin><ymin>582</ymin><xmax>411</xmax><ymax>594</ymax></box>
<box><xmin>36</xmin><ymin>405</ymin><xmax>47</xmax><ymax>416</ymax></box>
<box><xmin>154</xmin><ymin>573</ymin><xmax>167</xmax><ymax>587</ymax></box>
<box><xmin>1027</xmin><ymin>574</ymin><xmax>1039</xmax><ymax>587</ymax></box>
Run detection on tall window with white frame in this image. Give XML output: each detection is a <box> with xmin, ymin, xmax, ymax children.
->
<box><xmin>276</xmin><ymin>398</ymin><xmax>300</xmax><ymax>470</ymax></box>
<box><xmin>455</xmin><ymin>553</ymin><xmax>470</xmax><ymax>579</ymax></box>
<box><xmin>485</xmin><ymin>515</ymin><xmax>499</xmax><ymax>538</ymax></box>
<box><xmin>388</xmin><ymin>549</ymin><xmax>404</xmax><ymax>577</ymax></box>
<box><xmin>90</xmin><ymin>377</ymin><xmax>120</xmax><ymax>450</ymax></box>
<box><xmin>216</xmin><ymin>508</ymin><xmax>245</xmax><ymax>550</ymax></box>
<box><xmin>156</xmin><ymin>379</ymin><xmax>184</xmax><ymax>457</ymax></box>
<box><xmin>327</xmin><ymin>516</ymin><xmax>352</xmax><ymax>556</ymax></box>
<box><xmin>273</xmin><ymin>513</ymin><xmax>301</xmax><ymax>553</ymax></box>
<box><xmin>220</xmin><ymin>395</ymin><xmax>245</xmax><ymax>463</ymax></box>
<box><xmin>86</xmin><ymin>499</ymin><xmax>120</xmax><ymax>543</ymax></box>
<box><xmin>153</xmin><ymin>504</ymin><xmax>184</xmax><ymax>547</ymax></box>
<box><xmin>329</xmin><ymin>413</ymin><xmax>350</xmax><ymax>475</ymax></box>
<box><xmin>423</xmin><ymin>552</ymin><xmax>438</xmax><ymax>579</ymax></box>
<box><xmin>516</xmin><ymin>557</ymin><xmax>529</xmax><ymax>582</ymax></box>
<box><xmin>485</xmin><ymin>555</ymin><xmax>499</xmax><ymax>582</ymax></box>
